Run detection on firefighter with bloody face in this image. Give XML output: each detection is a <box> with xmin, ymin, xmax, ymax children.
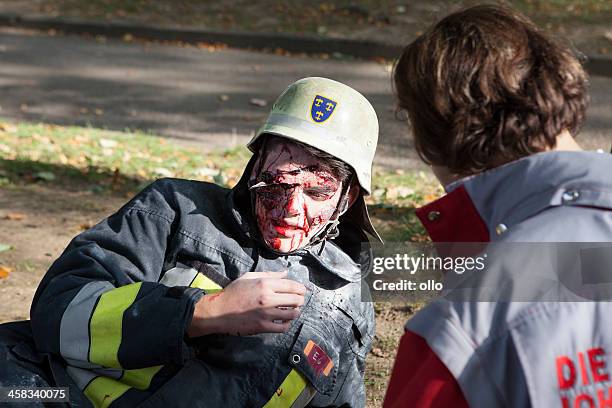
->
<box><xmin>245</xmin><ymin>77</ymin><xmax>381</xmax><ymax>257</ymax></box>
<box><xmin>0</xmin><ymin>77</ymin><xmax>381</xmax><ymax>408</ymax></box>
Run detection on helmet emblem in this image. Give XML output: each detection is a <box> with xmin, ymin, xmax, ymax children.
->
<box><xmin>310</xmin><ymin>95</ymin><xmax>337</xmax><ymax>123</ymax></box>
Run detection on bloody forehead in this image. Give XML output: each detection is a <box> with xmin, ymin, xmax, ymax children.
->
<box><xmin>255</xmin><ymin>140</ymin><xmax>338</xmax><ymax>184</ymax></box>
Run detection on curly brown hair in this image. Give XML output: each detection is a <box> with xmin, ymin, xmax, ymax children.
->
<box><xmin>393</xmin><ymin>4</ymin><xmax>589</xmax><ymax>175</ymax></box>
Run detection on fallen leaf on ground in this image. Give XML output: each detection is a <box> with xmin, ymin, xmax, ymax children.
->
<box><xmin>423</xmin><ymin>193</ymin><xmax>440</xmax><ymax>202</ymax></box>
<box><xmin>410</xmin><ymin>234</ymin><xmax>430</xmax><ymax>242</ymax></box>
<box><xmin>370</xmin><ymin>347</ymin><xmax>388</xmax><ymax>358</ymax></box>
<box><xmin>213</xmin><ymin>172</ymin><xmax>227</xmax><ymax>185</ymax></box>
<box><xmin>99</xmin><ymin>139</ymin><xmax>118</xmax><ymax>148</ymax></box>
<box><xmin>0</xmin><ymin>122</ymin><xmax>18</xmax><ymax>133</ymax></box>
<box><xmin>386</xmin><ymin>186</ymin><xmax>415</xmax><ymax>200</ymax></box>
<box><xmin>226</xmin><ymin>178</ymin><xmax>238</xmax><ymax>188</ymax></box>
<box><xmin>372</xmin><ymin>188</ymin><xmax>386</xmax><ymax>200</ymax></box>
<box><xmin>111</xmin><ymin>168</ymin><xmax>121</xmax><ymax>186</ymax></box>
<box><xmin>0</xmin><ymin>265</ymin><xmax>12</xmax><ymax>279</ymax></box>
<box><xmin>249</xmin><ymin>98</ymin><xmax>268</xmax><ymax>107</ymax></box>
<box><xmin>34</xmin><ymin>171</ymin><xmax>56</xmax><ymax>181</ymax></box>
<box><xmin>196</xmin><ymin>42</ymin><xmax>227</xmax><ymax>52</ymax></box>
<box><xmin>154</xmin><ymin>167</ymin><xmax>174</xmax><ymax>177</ymax></box>
<box><xmin>194</xmin><ymin>167</ymin><xmax>219</xmax><ymax>177</ymax></box>
<box><xmin>4</xmin><ymin>213</ymin><xmax>26</xmax><ymax>221</ymax></box>
<box><xmin>0</xmin><ymin>244</ymin><xmax>12</xmax><ymax>253</ymax></box>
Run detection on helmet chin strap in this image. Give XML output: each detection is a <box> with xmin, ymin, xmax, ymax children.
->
<box><xmin>283</xmin><ymin>173</ymin><xmax>354</xmax><ymax>252</ymax></box>
<box><xmin>311</xmin><ymin>176</ymin><xmax>353</xmax><ymax>242</ymax></box>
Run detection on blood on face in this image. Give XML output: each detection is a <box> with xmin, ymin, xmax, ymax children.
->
<box><xmin>250</xmin><ymin>140</ymin><xmax>343</xmax><ymax>253</ymax></box>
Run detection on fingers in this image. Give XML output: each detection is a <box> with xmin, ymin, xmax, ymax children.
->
<box><xmin>239</xmin><ymin>271</ymin><xmax>288</xmax><ymax>280</ymax></box>
<box><xmin>265</xmin><ymin>278</ymin><xmax>306</xmax><ymax>295</ymax></box>
<box><xmin>265</xmin><ymin>307</ymin><xmax>301</xmax><ymax>321</ymax></box>
<box><xmin>263</xmin><ymin>293</ymin><xmax>305</xmax><ymax>308</ymax></box>
<box><xmin>259</xmin><ymin>320</ymin><xmax>292</xmax><ymax>333</ymax></box>
<box><xmin>238</xmin><ymin>272</ymin><xmax>307</xmax><ymax>295</ymax></box>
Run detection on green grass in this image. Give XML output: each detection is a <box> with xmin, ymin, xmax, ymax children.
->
<box><xmin>0</xmin><ymin>121</ymin><xmax>250</xmax><ymax>181</ymax></box>
<box><xmin>0</xmin><ymin>121</ymin><xmax>251</xmax><ymax>195</ymax></box>
<box><xmin>0</xmin><ymin>118</ymin><xmax>440</xmax><ymax>242</ymax></box>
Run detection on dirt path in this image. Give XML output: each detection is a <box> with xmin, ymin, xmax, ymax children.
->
<box><xmin>0</xmin><ymin>181</ymin><xmax>125</xmax><ymax>322</ymax></box>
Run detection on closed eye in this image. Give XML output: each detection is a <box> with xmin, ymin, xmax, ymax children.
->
<box><xmin>305</xmin><ymin>188</ymin><xmax>336</xmax><ymax>200</ymax></box>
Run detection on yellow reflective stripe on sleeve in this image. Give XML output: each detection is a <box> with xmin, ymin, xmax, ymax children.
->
<box><xmin>89</xmin><ymin>282</ymin><xmax>142</xmax><ymax>368</ymax></box>
<box><xmin>263</xmin><ymin>368</ymin><xmax>308</xmax><ymax>408</ymax></box>
<box><xmin>190</xmin><ymin>273</ymin><xmax>222</xmax><ymax>293</ymax></box>
<box><xmin>84</xmin><ymin>376</ymin><xmax>131</xmax><ymax>408</ymax></box>
<box><xmin>121</xmin><ymin>365</ymin><xmax>163</xmax><ymax>390</ymax></box>
<box><xmin>82</xmin><ymin>366</ymin><xmax>163</xmax><ymax>408</ymax></box>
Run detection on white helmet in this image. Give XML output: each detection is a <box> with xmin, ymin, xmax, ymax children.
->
<box><xmin>247</xmin><ymin>77</ymin><xmax>381</xmax><ymax>242</ymax></box>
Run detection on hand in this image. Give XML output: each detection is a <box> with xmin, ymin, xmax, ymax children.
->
<box><xmin>187</xmin><ymin>271</ymin><xmax>306</xmax><ymax>337</ymax></box>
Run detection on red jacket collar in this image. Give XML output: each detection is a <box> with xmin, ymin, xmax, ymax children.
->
<box><xmin>415</xmin><ymin>185</ymin><xmax>490</xmax><ymax>243</ymax></box>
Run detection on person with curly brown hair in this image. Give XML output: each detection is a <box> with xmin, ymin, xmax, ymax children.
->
<box><xmin>384</xmin><ymin>4</ymin><xmax>612</xmax><ymax>408</ymax></box>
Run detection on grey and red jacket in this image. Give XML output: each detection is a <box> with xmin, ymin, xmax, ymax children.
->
<box><xmin>384</xmin><ymin>151</ymin><xmax>612</xmax><ymax>408</ymax></box>
<box><xmin>29</xmin><ymin>165</ymin><xmax>375</xmax><ymax>407</ymax></box>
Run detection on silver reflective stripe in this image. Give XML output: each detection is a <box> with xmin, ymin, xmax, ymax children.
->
<box><xmin>66</xmin><ymin>365</ymin><xmax>98</xmax><ymax>391</ymax></box>
<box><xmin>160</xmin><ymin>265</ymin><xmax>198</xmax><ymax>287</ymax></box>
<box><xmin>64</xmin><ymin>357</ymin><xmax>110</xmax><ymax>370</ymax></box>
<box><xmin>60</xmin><ymin>281</ymin><xmax>114</xmax><ymax>362</ymax></box>
<box><xmin>67</xmin><ymin>364</ymin><xmax>129</xmax><ymax>392</ymax></box>
<box><xmin>291</xmin><ymin>384</ymin><xmax>317</xmax><ymax>408</ymax></box>
<box><xmin>64</xmin><ymin>358</ymin><xmax>124</xmax><ymax>380</ymax></box>
<box><xmin>91</xmin><ymin>367</ymin><xmax>124</xmax><ymax>380</ymax></box>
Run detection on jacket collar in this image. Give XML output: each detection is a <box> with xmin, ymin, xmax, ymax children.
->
<box><xmin>417</xmin><ymin>151</ymin><xmax>612</xmax><ymax>243</ymax></box>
